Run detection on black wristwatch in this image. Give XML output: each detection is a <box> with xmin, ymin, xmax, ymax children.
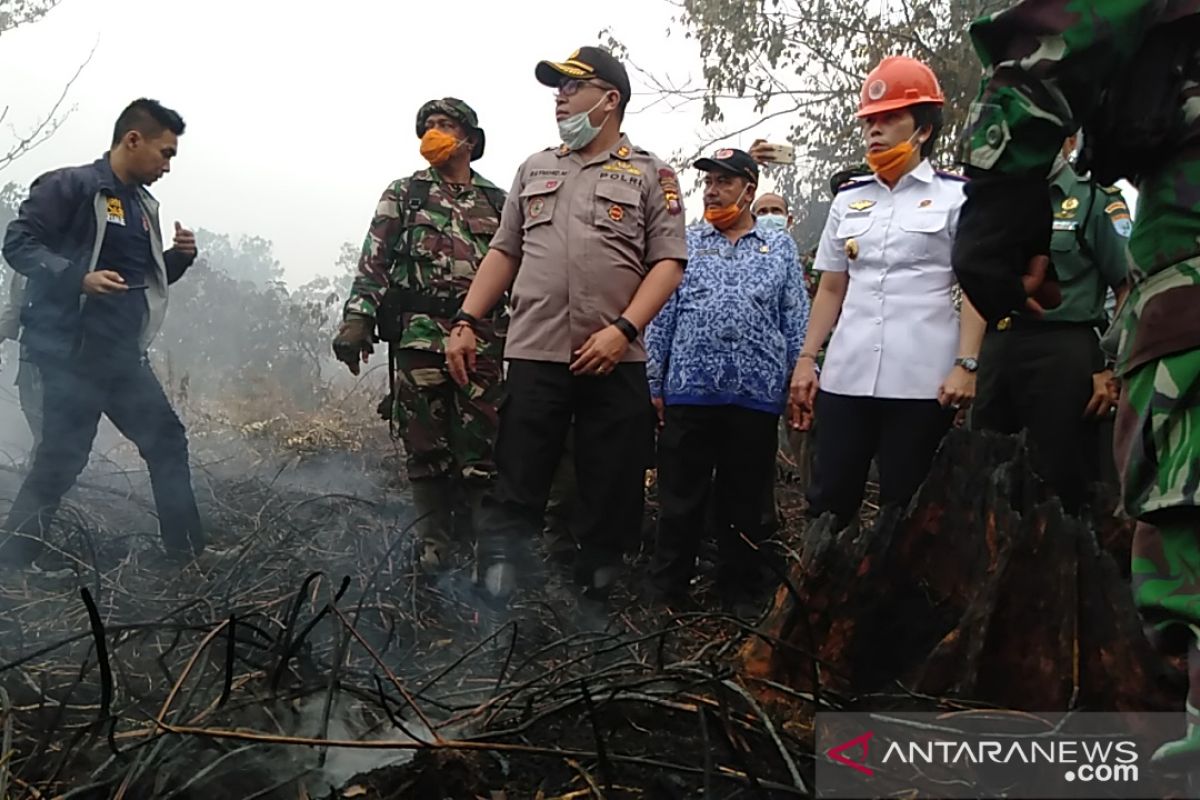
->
<box><xmin>451</xmin><ymin>308</ymin><xmax>480</xmax><ymax>330</ymax></box>
<box><xmin>613</xmin><ymin>316</ymin><xmax>639</xmax><ymax>343</ymax></box>
<box><xmin>955</xmin><ymin>356</ymin><xmax>979</xmax><ymax>373</ymax></box>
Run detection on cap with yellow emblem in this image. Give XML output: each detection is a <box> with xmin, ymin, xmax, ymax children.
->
<box><xmin>536</xmin><ymin>46</ymin><xmax>632</xmax><ymax>106</ymax></box>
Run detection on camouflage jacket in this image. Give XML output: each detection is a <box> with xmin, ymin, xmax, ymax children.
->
<box><xmin>964</xmin><ymin>0</ymin><xmax>1200</xmax><ymax>373</ymax></box>
<box><xmin>343</xmin><ymin>167</ymin><xmax>505</xmax><ymax>355</ymax></box>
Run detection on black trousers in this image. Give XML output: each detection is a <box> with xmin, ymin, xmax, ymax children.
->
<box><xmin>806</xmin><ymin>391</ymin><xmax>953</xmax><ymax>527</ymax></box>
<box><xmin>700</xmin><ymin>424</ymin><xmax>779</xmax><ymax>538</ymax></box>
<box><xmin>651</xmin><ymin>404</ymin><xmax>780</xmax><ymax>593</ymax></box>
<box><xmin>477</xmin><ymin>359</ymin><xmax>653</xmax><ymax>571</ymax></box>
<box><xmin>972</xmin><ymin>322</ymin><xmax>1105</xmax><ymax>514</ymax></box>
<box><xmin>0</xmin><ymin>355</ymin><xmax>204</xmax><ymax>564</ymax></box>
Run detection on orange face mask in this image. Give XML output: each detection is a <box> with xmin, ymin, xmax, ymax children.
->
<box><xmin>703</xmin><ymin>186</ymin><xmax>749</xmax><ymax>231</ymax></box>
<box><xmin>420</xmin><ymin>129</ymin><xmax>463</xmax><ymax>166</ymax></box>
<box><xmin>865</xmin><ymin>132</ymin><xmax>921</xmax><ymax>184</ymax></box>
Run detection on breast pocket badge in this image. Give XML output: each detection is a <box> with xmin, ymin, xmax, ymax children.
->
<box><xmin>106</xmin><ymin>197</ymin><xmax>126</xmax><ymax>226</ymax></box>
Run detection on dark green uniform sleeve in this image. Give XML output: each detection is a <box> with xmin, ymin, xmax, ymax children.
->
<box><xmin>1090</xmin><ymin>186</ymin><xmax>1133</xmax><ymax>289</ymax></box>
<box><xmin>964</xmin><ymin>0</ymin><xmax>1165</xmax><ymax>176</ymax></box>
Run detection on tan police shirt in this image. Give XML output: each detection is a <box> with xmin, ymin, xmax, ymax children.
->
<box><xmin>489</xmin><ymin>134</ymin><xmax>688</xmax><ymax>363</ymax></box>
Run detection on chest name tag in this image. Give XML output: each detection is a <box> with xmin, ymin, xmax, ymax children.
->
<box><xmin>1052</xmin><ymin>219</ymin><xmax>1079</xmax><ymax>232</ymax></box>
<box><xmin>106</xmin><ymin>197</ymin><xmax>126</xmax><ymax>226</ymax></box>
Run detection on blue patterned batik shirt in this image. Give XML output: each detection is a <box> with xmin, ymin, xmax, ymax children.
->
<box><xmin>646</xmin><ymin>222</ymin><xmax>809</xmax><ymax>415</ymax></box>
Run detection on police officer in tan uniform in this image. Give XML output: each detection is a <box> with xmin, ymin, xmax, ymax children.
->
<box><xmin>446</xmin><ymin>46</ymin><xmax>688</xmax><ymax>601</ymax></box>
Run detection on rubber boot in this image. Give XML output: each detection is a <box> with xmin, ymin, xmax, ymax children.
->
<box><xmin>474</xmin><ymin>493</ymin><xmax>532</xmax><ymax>603</ymax></box>
<box><xmin>411</xmin><ymin>478</ymin><xmax>453</xmax><ymax>573</ymax></box>
<box><xmin>455</xmin><ymin>482</ymin><xmax>488</xmax><ymax>550</ymax></box>
<box><xmin>477</xmin><ymin>531</ymin><xmax>518</xmax><ymax>602</ymax></box>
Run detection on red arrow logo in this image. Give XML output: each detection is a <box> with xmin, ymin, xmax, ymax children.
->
<box><xmin>827</xmin><ymin>731</ymin><xmax>874</xmax><ymax>776</ymax></box>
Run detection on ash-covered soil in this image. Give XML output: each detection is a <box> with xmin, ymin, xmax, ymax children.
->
<box><xmin>0</xmin><ymin>429</ymin><xmax>817</xmax><ymax>799</ymax></box>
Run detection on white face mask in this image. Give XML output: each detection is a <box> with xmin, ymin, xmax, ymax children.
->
<box><xmin>756</xmin><ymin>213</ymin><xmax>789</xmax><ymax>231</ymax></box>
<box><xmin>558</xmin><ymin>94</ymin><xmax>611</xmax><ymax>151</ymax></box>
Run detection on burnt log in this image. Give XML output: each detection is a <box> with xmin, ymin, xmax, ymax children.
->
<box><xmin>742</xmin><ymin>428</ymin><xmax>1183</xmax><ymax>713</ymax></box>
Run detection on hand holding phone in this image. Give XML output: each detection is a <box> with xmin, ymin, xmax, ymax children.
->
<box><xmin>749</xmin><ymin>138</ymin><xmax>796</xmax><ymax>165</ymax></box>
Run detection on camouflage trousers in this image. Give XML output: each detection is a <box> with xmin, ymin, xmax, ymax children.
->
<box><xmin>1121</xmin><ymin>348</ymin><xmax>1200</xmax><ymax>671</ymax></box>
<box><xmin>392</xmin><ymin>348</ymin><xmax>501</xmax><ymax>482</ymax></box>
<box><xmin>1117</xmin><ymin>346</ymin><xmax>1200</xmax><ymax>521</ymax></box>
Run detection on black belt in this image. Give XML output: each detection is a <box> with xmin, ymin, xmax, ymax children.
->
<box><xmin>992</xmin><ymin>315</ymin><xmax>1104</xmax><ymax>334</ymax></box>
<box><xmin>382</xmin><ymin>288</ymin><xmax>460</xmax><ymax>318</ymax></box>
<box><xmin>377</xmin><ymin>288</ymin><xmax>461</xmax><ymax>342</ymax></box>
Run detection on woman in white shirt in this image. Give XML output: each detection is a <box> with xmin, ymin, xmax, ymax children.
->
<box><xmin>789</xmin><ymin>56</ymin><xmax>987</xmax><ymax>529</ymax></box>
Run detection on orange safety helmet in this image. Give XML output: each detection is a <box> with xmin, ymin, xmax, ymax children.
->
<box><xmin>857</xmin><ymin>55</ymin><xmax>945</xmax><ymax>118</ymax></box>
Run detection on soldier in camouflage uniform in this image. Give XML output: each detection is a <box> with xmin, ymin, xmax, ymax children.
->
<box><xmin>333</xmin><ymin>98</ymin><xmax>506</xmax><ymax>572</ymax></box>
<box><xmin>953</xmin><ymin>0</ymin><xmax>1200</xmax><ymax>766</ymax></box>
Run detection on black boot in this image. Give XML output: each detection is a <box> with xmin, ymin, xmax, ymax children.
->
<box><xmin>411</xmin><ymin>478</ymin><xmax>454</xmax><ymax>573</ymax></box>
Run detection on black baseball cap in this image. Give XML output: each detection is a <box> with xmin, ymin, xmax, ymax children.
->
<box><xmin>536</xmin><ymin>46</ymin><xmax>632</xmax><ymax>105</ymax></box>
<box><xmin>693</xmin><ymin>148</ymin><xmax>759</xmax><ymax>182</ymax></box>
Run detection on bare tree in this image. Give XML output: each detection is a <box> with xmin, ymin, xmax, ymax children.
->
<box><xmin>606</xmin><ymin>0</ymin><xmax>1003</xmax><ymax>243</ymax></box>
<box><xmin>0</xmin><ymin>0</ymin><xmax>91</xmax><ymax>173</ymax></box>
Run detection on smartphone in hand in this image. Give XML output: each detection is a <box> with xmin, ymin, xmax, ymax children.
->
<box><xmin>758</xmin><ymin>143</ymin><xmax>796</xmax><ymax>165</ymax></box>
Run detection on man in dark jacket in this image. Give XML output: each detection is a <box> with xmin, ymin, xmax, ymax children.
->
<box><xmin>0</xmin><ymin>98</ymin><xmax>205</xmax><ymax>568</ymax></box>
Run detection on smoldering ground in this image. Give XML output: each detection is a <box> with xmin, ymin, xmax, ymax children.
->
<box><xmin>0</xmin><ymin>343</ymin><xmax>808</xmax><ymax>798</ymax></box>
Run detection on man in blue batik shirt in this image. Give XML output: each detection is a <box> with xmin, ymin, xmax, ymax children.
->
<box><xmin>645</xmin><ymin>148</ymin><xmax>809</xmax><ymax>606</ymax></box>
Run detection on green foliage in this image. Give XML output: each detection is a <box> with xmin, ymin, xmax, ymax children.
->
<box><xmin>192</xmin><ymin>230</ymin><xmax>284</xmax><ymax>287</ymax></box>
<box><xmin>154</xmin><ymin>236</ymin><xmax>350</xmax><ymax>409</ymax></box>
<box><xmin>607</xmin><ymin>0</ymin><xmax>1001</xmax><ymax>245</ymax></box>
<box><xmin>0</xmin><ymin>184</ymin><xmax>351</xmax><ymax>408</ymax></box>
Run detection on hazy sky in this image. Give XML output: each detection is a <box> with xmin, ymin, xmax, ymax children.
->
<box><xmin>0</xmin><ymin>0</ymin><xmax>787</xmax><ymax>286</ymax></box>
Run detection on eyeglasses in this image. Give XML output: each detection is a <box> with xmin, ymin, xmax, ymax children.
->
<box><xmin>556</xmin><ymin>78</ymin><xmax>614</xmax><ymax>97</ymax></box>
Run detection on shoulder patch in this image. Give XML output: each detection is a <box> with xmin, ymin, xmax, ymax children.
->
<box><xmin>935</xmin><ymin>170</ymin><xmax>969</xmax><ymax>182</ymax></box>
<box><xmin>658</xmin><ymin>168</ymin><xmax>683</xmax><ymax>216</ymax></box>
<box><xmin>1104</xmin><ymin>200</ymin><xmax>1129</xmax><ymax>215</ymax></box>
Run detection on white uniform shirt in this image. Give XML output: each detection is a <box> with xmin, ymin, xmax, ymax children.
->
<box><xmin>814</xmin><ymin>159</ymin><xmax>966</xmax><ymax>400</ymax></box>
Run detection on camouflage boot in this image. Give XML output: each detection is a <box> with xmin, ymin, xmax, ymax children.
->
<box><xmin>411</xmin><ymin>478</ymin><xmax>454</xmax><ymax>572</ymax></box>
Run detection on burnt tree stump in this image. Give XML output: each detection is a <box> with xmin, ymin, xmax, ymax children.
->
<box><xmin>742</xmin><ymin>428</ymin><xmax>1183</xmax><ymax>713</ymax></box>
